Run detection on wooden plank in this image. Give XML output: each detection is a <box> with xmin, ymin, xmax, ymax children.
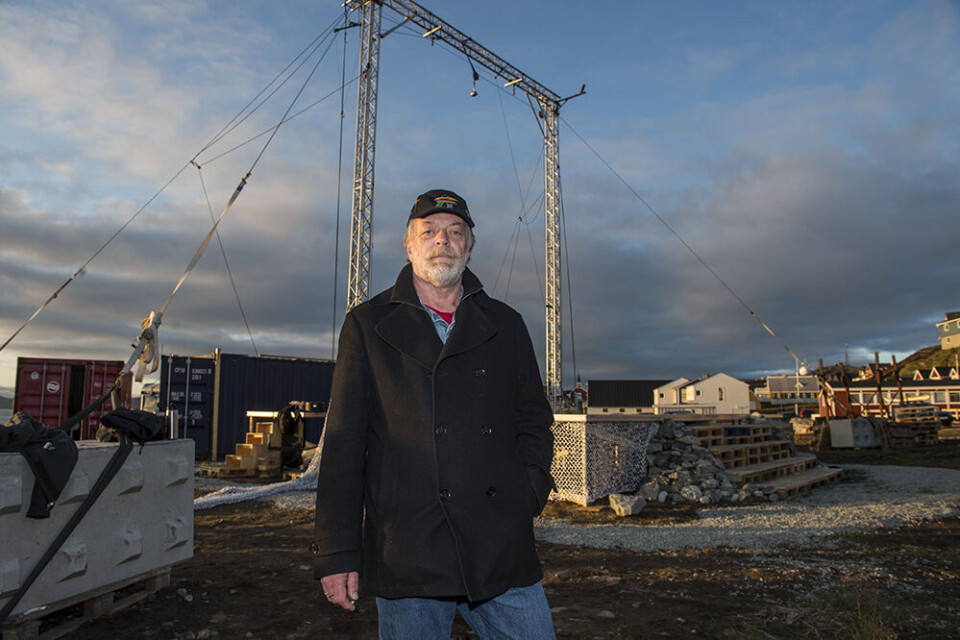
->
<box><xmin>754</xmin><ymin>466</ymin><xmax>843</xmax><ymax>499</ymax></box>
<box><xmin>1</xmin><ymin>569</ymin><xmax>171</xmax><ymax>640</ymax></box>
<box><xmin>728</xmin><ymin>453</ymin><xmax>817</xmax><ymax>484</ymax></box>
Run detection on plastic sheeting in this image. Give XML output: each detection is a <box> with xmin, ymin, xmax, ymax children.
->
<box><xmin>192</xmin><ymin>444</ymin><xmax>321</xmax><ymax>511</ymax></box>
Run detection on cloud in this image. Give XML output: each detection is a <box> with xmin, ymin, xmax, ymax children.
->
<box><xmin>1</xmin><ymin>0</ymin><xmax>958</xmax><ymax>398</ymax></box>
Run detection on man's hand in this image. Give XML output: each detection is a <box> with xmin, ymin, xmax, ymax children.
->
<box><xmin>320</xmin><ymin>571</ymin><xmax>360</xmax><ymax>611</ymax></box>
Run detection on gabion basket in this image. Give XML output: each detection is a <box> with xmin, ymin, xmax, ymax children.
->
<box><xmin>550</xmin><ymin>417</ymin><xmax>658</xmax><ymax>506</ymax></box>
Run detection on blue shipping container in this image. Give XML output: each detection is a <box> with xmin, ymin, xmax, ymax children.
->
<box><xmin>158</xmin><ymin>350</ymin><xmax>334</xmax><ymax>459</ymax></box>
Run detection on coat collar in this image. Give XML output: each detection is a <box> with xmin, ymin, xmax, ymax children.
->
<box><xmin>376</xmin><ymin>264</ymin><xmax>496</xmax><ymax>369</ymax></box>
<box><xmin>388</xmin><ymin>263</ymin><xmax>484</xmax><ymax>306</ymax></box>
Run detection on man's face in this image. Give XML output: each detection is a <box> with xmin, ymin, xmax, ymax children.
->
<box><xmin>405</xmin><ymin>213</ymin><xmax>472</xmax><ymax>288</ymax></box>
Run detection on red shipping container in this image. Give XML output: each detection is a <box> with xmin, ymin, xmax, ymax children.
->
<box><xmin>13</xmin><ymin>357</ymin><xmax>132</xmax><ymax>439</ymax></box>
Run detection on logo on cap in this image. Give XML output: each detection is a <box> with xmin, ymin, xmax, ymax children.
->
<box><xmin>434</xmin><ymin>195</ymin><xmax>459</xmax><ymax>209</ymax></box>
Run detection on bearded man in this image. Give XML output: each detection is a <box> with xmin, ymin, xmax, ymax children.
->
<box><xmin>312</xmin><ymin>189</ymin><xmax>557</xmax><ymax>639</ymax></box>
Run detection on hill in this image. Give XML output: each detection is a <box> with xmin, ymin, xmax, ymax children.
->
<box><xmin>897</xmin><ymin>345</ymin><xmax>960</xmax><ymax>376</ymax></box>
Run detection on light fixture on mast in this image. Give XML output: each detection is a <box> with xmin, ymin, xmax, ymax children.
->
<box><xmin>468</xmin><ymin>59</ymin><xmax>479</xmax><ymax>97</ymax></box>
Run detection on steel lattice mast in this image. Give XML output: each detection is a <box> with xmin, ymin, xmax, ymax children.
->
<box><xmin>345</xmin><ymin>1</ymin><xmax>382</xmax><ymax>312</ymax></box>
<box><xmin>344</xmin><ymin>0</ymin><xmax>568</xmax><ymax>408</ymax></box>
<box><xmin>542</xmin><ymin>103</ymin><xmax>562</xmax><ymax>405</ymax></box>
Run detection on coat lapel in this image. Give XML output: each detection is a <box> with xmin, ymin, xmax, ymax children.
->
<box><xmin>440</xmin><ymin>296</ymin><xmax>497</xmax><ymax>361</ymax></box>
<box><xmin>374</xmin><ymin>264</ymin><xmax>496</xmax><ymax>368</ymax></box>
<box><xmin>375</xmin><ymin>304</ymin><xmax>441</xmax><ymax>371</ymax></box>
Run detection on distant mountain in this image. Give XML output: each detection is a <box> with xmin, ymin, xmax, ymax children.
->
<box><xmin>0</xmin><ymin>395</ymin><xmax>11</xmax><ymax>410</ymax></box>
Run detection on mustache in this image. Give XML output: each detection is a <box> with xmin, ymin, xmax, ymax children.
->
<box><xmin>427</xmin><ymin>247</ymin><xmax>460</xmax><ymax>260</ymax></box>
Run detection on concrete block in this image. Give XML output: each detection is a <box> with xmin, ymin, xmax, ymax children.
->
<box><xmin>164</xmin><ymin>456</ymin><xmax>190</xmax><ymax>487</ymax></box>
<box><xmin>116</xmin><ymin>526</ymin><xmax>143</xmax><ymax>565</ymax></box>
<box><xmin>0</xmin><ymin>440</ymin><xmax>194</xmax><ymax>618</ymax></box>
<box><xmin>0</xmin><ymin>558</ymin><xmax>18</xmax><ymax>597</ymax></box>
<box><xmin>0</xmin><ymin>476</ymin><xmax>22</xmax><ymax>515</ymax></box>
<box><xmin>54</xmin><ymin>541</ymin><xmax>87</xmax><ymax>582</ymax></box>
<box><xmin>115</xmin><ymin>461</ymin><xmax>144</xmax><ymax>495</ymax></box>
<box><xmin>59</xmin><ymin>469</ymin><xmax>90</xmax><ymax>505</ymax></box>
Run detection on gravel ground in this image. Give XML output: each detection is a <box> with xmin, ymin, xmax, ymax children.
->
<box><xmin>195</xmin><ymin>463</ymin><xmax>960</xmax><ymax>551</ymax></box>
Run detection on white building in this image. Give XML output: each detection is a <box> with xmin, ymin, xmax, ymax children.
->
<box><xmin>755</xmin><ymin>374</ymin><xmax>819</xmax><ymax>406</ymax></box>
<box><xmin>654</xmin><ymin>373</ymin><xmax>751</xmax><ymax>415</ymax></box>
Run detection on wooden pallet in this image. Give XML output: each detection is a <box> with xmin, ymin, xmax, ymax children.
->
<box><xmin>0</xmin><ymin>568</ymin><xmax>171</xmax><ymax>640</ymax></box>
<box><xmin>691</xmin><ymin>426</ymin><xmax>724</xmax><ymax>447</ymax></box>
<box><xmin>195</xmin><ymin>463</ymin><xmax>255</xmax><ymax>478</ymax></box>
<box><xmin>693</xmin><ymin>424</ymin><xmax>774</xmax><ymax>447</ymax></box>
<box><xmin>728</xmin><ymin>453</ymin><xmax>817</xmax><ymax>485</ymax></box>
<box><xmin>709</xmin><ymin>440</ymin><xmax>792</xmax><ymax>469</ymax></box>
<box><xmin>753</xmin><ymin>466</ymin><xmax>843</xmax><ymax>499</ymax></box>
<box><xmin>256</xmin><ymin>456</ymin><xmax>282</xmax><ymax>478</ymax></box>
<box><xmin>886</xmin><ymin>421</ymin><xmax>939</xmax><ymax>447</ymax></box>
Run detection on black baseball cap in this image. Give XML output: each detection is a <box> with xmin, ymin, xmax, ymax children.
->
<box><xmin>409</xmin><ymin>189</ymin><xmax>474</xmax><ymax>228</ymax></box>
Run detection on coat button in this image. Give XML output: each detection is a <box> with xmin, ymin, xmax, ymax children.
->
<box><xmin>309</xmin><ymin>542</ymin><xmax>320</xmax><ymax>555</ymax></box>
<box><xmin>480</xmin><ymin>426</ymin><xmax>492</xmax><ymax>436</ymax></box>
<box><xmin>435</xmin><ymin>425</ymin><xmax>447</xmax><ymax>437</ymax></box>
<box><xmin>439</xmin><ymin>490</ymin><xmax>453</xmax><ymax>501</ymax></box>
<box><xmin>474</xmin><ymin>368</ymin><xmax>486</xmax><ymax>378</ymax></box>
<box><xmin>486</xmin><ymin>486</ymin><xmax>497</xmax><ymax>497</ymax></box>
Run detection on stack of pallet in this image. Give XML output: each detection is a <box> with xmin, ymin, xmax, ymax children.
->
<box><xmin>887</xmin><ymin>404</ymin><xmax>940</xmax><ymax>447</ymax></box>
<box><xmin>225</xmin><ymin>420</ymin><xmax>282</xmax><ymax>476</ymax></box>
<box><xmin>691</xmin><ymin>421</ymin><xmax>842</xmax><ymax>499</ymax></box>
<box><xmin>196</xmin><ymin>420</ymin><xmax>282</xmax><ymax>478</ymax></box>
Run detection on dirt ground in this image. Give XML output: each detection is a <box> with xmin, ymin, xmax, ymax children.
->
<box><xmin>57</xmin><ymin>441</ymin><xmax>960</xmax><ymax>639</ymax></box>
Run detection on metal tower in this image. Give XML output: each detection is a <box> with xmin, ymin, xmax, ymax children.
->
<box><xmin>345</xmin><ymin>0</ymin><xmax>382</xmax><ymax>312</ymax></box>
<box><xmin>344</xmin><ymin>0</ymin><xmax>573</xmax><ymax>408</ymax></box>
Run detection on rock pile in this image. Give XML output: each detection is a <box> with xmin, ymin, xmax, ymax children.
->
<box><xmin>608</xmin><ymin>419</ymin><xmax>789</xmax><ymax>515</ymax></box>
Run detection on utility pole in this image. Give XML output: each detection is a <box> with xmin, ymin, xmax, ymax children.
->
<box><xmin>343</xmin><ymin>0</ymin><xmax>581</xmax><ymax>409</ymax></box>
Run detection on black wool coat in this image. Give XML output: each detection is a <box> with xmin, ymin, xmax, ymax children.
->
<box><xmin>311</xmin><ymin>264</ymin><xmax>555</xmax><ymax>602</ymax></box>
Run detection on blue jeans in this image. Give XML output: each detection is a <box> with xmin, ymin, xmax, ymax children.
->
<box><xmin>376</xmin><ymin>582</ymin><xmax>556</xmax><ymax>640</ymax></box>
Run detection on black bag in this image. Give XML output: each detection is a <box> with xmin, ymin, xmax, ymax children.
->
<box><xmin>1</xmin><ymin>412</ymin><xmax>79</xmax><ymax>519</ymax></box>
<box><xmin>99</xmin><ymin>407</ymin><xmax>166</xmax><ymax>445</ymax></box>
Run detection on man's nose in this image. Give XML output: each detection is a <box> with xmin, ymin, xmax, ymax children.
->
<box><xmin>435</xmin><ymin>229</ymin><xmax>450</xmax><ymax>244</ymax></box>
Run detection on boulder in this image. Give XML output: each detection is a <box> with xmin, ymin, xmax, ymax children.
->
<box><xmin>609</xmin><ymin>493</ymin><xmax>647</xmax><ymax>516</ymax></box>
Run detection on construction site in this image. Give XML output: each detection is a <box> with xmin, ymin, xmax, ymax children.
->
<box><xmin>2</xmin><ymin>1</ymin><xmax>959</xmax><ymax>639</ymax></box>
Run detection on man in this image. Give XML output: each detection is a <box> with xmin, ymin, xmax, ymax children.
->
<box><xmin>312</xmin><ymin>189</ymin><xmax>556</xmax><ymax>639</ymax></box>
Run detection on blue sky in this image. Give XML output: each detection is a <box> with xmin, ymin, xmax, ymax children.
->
<box><xmin>1</xmin><ymin>0</ymin><xmax>958</xmax><ymax>397</ymax></box>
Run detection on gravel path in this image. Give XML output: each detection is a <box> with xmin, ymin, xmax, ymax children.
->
<box><xmin>535</xmin><ymin>464</ymin><xmax>960</xmax><ymax>551</ymax></box>
<box><xmin>196</xmin><ymin>463</ymin><xmax>960</xmax><ymax>551</ymax></box>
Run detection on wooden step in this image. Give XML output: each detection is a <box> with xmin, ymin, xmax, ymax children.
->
<box><xmin>246</xmin><ymin>432</ymin><xmax>269</xmax><ymax>445</ymax></box>
<box><xmin>709</xmin><ymin>439</ymin><xmax>792</xmax><ymax>469</ymax></box>
<box><xmin>694</xmin><ymin>424</ymin><xmax>775</xmax><ymax>447</ymax></box>
<box><xmin>236</xmin><ymin>443</ymin><xmax>266</xmax><ymax>459</ymax></box>
<box><xmin>727</xmin><ymin>453</ymin><xmax>817</xmax><ymax>484</ymax></box>
<box><xmin>225</xmin><ymin>453</ymin><xmax>256</xmax><ymax>470</ymax></box>
<box><xmin>753</xmin><ymin>466</ymin><xmax>843</xmax><ymax>499</ymax></box>
<box><xmin>691</xmin><ymin>426</ymin><xmax>724</xmax><ymax>447</ymax></box>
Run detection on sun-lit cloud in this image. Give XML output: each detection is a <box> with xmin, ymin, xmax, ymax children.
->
<box><xmin>1</xmin><ymin>0</ymin><xmax>957</xmax><ymax>398</ymax></box>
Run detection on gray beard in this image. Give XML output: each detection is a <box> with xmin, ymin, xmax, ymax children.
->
<box><xmin>418</xmin><ymin>258</ymin><xmax>466</xmax><ymax>288</ymax></box>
